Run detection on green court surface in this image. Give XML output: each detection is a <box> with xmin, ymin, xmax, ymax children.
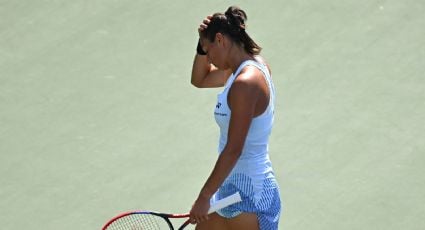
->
<box><xmin>1</xmin><ymin>1</ymin><xmax>424</xmax><ymax>229</ymax></box>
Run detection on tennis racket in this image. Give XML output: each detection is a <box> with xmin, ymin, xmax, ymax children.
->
<box><xmin>102</xmin><ymin>192</ymin><xmax>242</xmax><ymax>230</ymax></box>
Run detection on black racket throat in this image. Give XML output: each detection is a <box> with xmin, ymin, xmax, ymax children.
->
<box><xmin>150</xmin><ymin>212</ymin><xmax>192</xmax><ymax>230</ymax></box>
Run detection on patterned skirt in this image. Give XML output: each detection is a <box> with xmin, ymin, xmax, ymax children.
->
<box><xmin>212</xmin><ymin>171</ymin><xmax>281</xmax><ymax>230</ymax></box>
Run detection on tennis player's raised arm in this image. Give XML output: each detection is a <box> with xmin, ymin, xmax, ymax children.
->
<box><xmin>191</xmin><ymin>54</ymin><xmax>230</xmax><ymax>88</ymax></box>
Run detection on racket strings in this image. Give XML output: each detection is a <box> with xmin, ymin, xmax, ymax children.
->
<box><xmin>105</xmin><ymin>213</ymin><xmax>170</xmax><ymax>230</ymax></box>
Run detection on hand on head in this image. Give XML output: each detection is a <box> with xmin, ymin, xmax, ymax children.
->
<box><xmin>198</xmin><ymin>15</ymin><xmax>212</xmax><ymax>34</ymax></box>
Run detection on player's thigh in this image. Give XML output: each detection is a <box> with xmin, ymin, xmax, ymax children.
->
<box><xmin>195</xmin><ymin>213</ymin><xmax>228</xmax><ymax>230</ymax></box>
<box><xmin>227</xmin><ymin>212</ymin><xmax>259</xmax><ymax>230</ymax></box>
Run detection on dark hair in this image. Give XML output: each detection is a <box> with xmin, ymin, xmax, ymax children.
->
<box><xmin>200</xmin><ymin>6</ymin><xmax>262</xmax><ymax>55</ymax></box>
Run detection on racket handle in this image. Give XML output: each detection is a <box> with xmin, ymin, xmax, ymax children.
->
<box><xmin>208</xmin><ymin>192</ymin><xmax>242</xmax><ymax>214</ymax></box>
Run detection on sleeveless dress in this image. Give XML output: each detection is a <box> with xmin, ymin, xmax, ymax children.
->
<box><xmin>212</xmin><ymin>60</ymin><xmax>281</xmax><ymax>229</ymax></box>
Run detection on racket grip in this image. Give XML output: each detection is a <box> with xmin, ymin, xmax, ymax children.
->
<box><xmin>208</xmin><ymin>192</ymin><xmax>242</xmax><ymax>214</ymax></box>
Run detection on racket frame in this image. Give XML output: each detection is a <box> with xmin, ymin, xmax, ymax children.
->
<box><xmin>102</xmin><ymin>211</ymin><xmax>190</xmax><ymax>230</ymax></box>
<box><xmin>102</xmin><ymin>192</ymin><xmax>241</xmax><ymax>230</ymax></box>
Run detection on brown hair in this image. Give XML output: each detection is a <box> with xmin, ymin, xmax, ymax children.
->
<box><xmin>200</xmin><ymin>6</ymin><xmax>262</xmax><ymax>55</ymax></box>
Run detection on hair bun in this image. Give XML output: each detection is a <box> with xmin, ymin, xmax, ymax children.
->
<box><xmin>225</xmin><ymin>6</ymin><xmax>247</xmax><ymax>30</ymax></box>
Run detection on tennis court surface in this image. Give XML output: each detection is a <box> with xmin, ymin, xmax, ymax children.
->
<box><xmin>1</xmin><ymin>1</ymin><xmax>424</xmax><ymax>229</ymax></box>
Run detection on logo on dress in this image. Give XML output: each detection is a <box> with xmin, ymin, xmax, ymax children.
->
<box><xmin>214</xmin><ymin>102</ymin><xmax>227</xmax><ymax>116</ymax></box>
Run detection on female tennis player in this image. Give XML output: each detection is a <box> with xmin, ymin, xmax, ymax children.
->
<box><xmin>189</xmin><ymin>6</ymin><xmax>281</xmax><ymax>230</ymax></box>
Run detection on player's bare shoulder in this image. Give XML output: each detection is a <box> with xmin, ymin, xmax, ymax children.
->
<box><xmin>254</xmin><ymin>55</ymin><xmax>272</xmax><ymax>75</ymax></box>
<box><xmin>232</xmin><ymin>65</ymin><xmax>264</xmax><ymax>94</ymax></box>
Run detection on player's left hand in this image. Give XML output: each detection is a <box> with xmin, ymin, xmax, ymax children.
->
<box><xmin>189</xmin><ymin>196</ymin><xmax>210</xmax><ymax>224</ymax></box>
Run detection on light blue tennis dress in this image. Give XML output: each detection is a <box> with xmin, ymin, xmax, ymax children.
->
<box><xmin>212</xmin><ymin>59</ymin><xmax>281</xmax><ymax>229</ymax></box>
